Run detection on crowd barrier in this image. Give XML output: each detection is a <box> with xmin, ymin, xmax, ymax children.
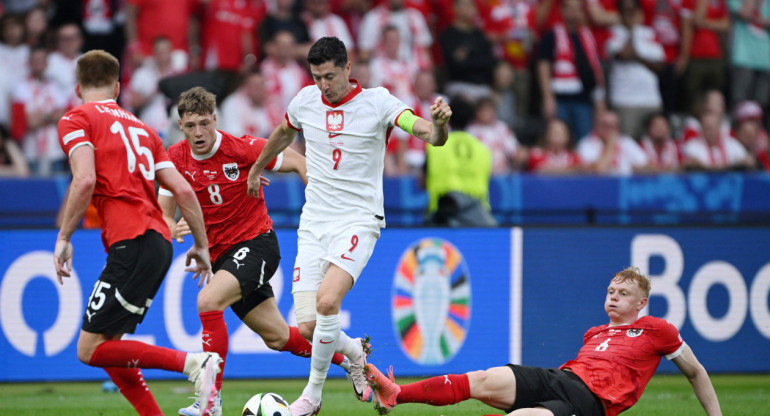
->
<box><xmin>2</xmin><ymin>173</ymin><xmax>770</xmax><ymax>228</ymax></box>
<box><xmin>1</xmin><ymin>226</ymin><xmax>768</xmax><ymax>381</ymax></box>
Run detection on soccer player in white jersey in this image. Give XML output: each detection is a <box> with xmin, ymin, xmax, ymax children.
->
<box><xmin>246</xmin><ymin>36</ymin><xmax>452</xmax><ymax>416</ymax></box>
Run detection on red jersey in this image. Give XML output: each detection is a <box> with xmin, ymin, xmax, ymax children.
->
<box><xmin>200</xmin><ymin>0</ymin><xmax>260</xmax><ymax>71</ymax></box>
<box><xmin>162</xmin><ymin>131</ymin><xmax>279</xmax><ymax>263</ymax></box>
<box><xmin>127</xmin><ymin>0</ymin><xmax>197</xmax><ymax>56</ymax></box>
<box><xmin>687</xmin><ymin>0</ymin><xmax>727</xmax><ymax>59</ymax></box>
<box><xmin>527</xmin><ymin>147</ymin><xmax>581</xmax><ymax>171</ymax></box>
<box><xmin>58</xmin><ymin>100</ymin><xmax>173</xmax><ymax>250</ymax></box>
<box><xmin>561</xmin><ymin>316</ymin><xmax>685</xmax><ymax>416</ymax></box>
<box><xmin>640</xmin><ymin>0</ymin><xmax>693</xmax><ymax>63</ymax></box>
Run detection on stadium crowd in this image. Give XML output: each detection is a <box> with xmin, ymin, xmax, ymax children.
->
<box><xmin>1</xmin><ymin>0</ymin><xmax>769</xmax><ymax>180</ymax></box>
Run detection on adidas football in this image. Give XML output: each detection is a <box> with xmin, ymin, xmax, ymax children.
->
<box><xmin>242</xmin><ymin>392</ymin><xmax>292</xmax><ymax>416</ymax></box>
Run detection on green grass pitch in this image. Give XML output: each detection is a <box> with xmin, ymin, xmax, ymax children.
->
<box><xmin>1</xmin><ymin>374</ymin><xmax>768</xmax><ymax>415</ymax></box>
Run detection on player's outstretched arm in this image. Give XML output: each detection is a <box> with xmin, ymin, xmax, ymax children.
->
<box><xmin>672</xmin><ymin>345</ymin><xmax>722</xmax><ymax>416</ymax></box>
<box><xmin>276</xmin><ymin>145</ymin><xmax>308</xmax><ymax>185</ymax></box>
<box><xmin>156</xmin><ymin>167</ymin><xmax>212</xmax><ymax>285</ymax></box>
<box><xmin>409</xmin><ymin>96</ymin><xmax>451</xmax><ymax>147</ymax></box>
<box><xmin>248</xmin><ymin>120</ymin><xmax>299</xmax><ymax>197</ymax></box>
<box><xmin>54</xmin><ymin>145</ymin><xmax>96</xmax><ymax>283</ymax></box>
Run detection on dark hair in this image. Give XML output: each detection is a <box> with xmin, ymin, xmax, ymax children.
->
<box><xmin>644</xmin><ymin>112</ymin><xmax>668</xmax><ymax>130</ymax></box>
<box><xmin>307</xmin><ymin>37</ymin><xmax>348</xmax><ymax>68</ymax></box>
<box><xmin>475</xmin><ymin>96</ymin><xmax>496</xmax><ymax>111</ymax></box>
<box><xmin>177</xmin><ymin>87</ymin><xmax>217</xmax><ymax>118</ymax></box>
<box><xmin>76</xmin><ymin>50</ymin><xmax>119</xmax><ymax>88</ymax></box>
<box><xmin>448</xmin><ymin>97</ymin><xmax>473</xmax><ymax>130</ymax></box>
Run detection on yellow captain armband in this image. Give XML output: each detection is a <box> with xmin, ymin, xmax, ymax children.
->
<box><xmin>396</xmin><ymin>110</ymin><xmax>419</xmax><ymax>136</ymax></box>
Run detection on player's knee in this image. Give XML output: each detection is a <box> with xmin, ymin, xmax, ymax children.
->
<box><xmin>197</xmin><ymin>291</ymin><xmax>226</xmax><ymax>313</ymax></box>
<box><xmin>467</xmin><ymin>369</ymin><xmax>493</xmax><ymax>397</ymax></box>
<box><xmin>467</xmin><ymin>369</ymin><xmax>489</xmax><ymax>385</ymax></box>
<box><xmin>76</xmin><ymin>341</ymin><xmax>96</xmax><ymax>365</ymax></box>
<box><xmin>315</xmin><ymin>297</ymin><xmax>339</xmax><ymax>316</ymax></box>
<box><xmin>263</xmin><ymin>333</ymin><xmax>289</xmax><ymax>351</ymax></box>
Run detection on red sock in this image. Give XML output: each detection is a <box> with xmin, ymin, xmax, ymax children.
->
<box><xmin>89</xmin><ymin>340</ymin><xmax>186</xmax><ymax>372</ymax></box>
<box><xmin>397</xmin><ymin>374</ymin><xmax>470</xmax><ymax>406</ymax></box>
<box><xmin>200</xmin><ymin>310</ymin><xmax>228</xmax><ymax>390</ymax></box>
<box><xmin>280</xmin><ymin>326</ymin><xmax>346</xmax><ymax>365</ymax></box>
<box><xmin>105</xmin><ymin>367</ymin><xmax>162</xmax><ymax>416</ymax></box>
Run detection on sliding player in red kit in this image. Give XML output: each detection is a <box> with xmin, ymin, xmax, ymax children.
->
<box><xmin>364</xmin><ymin>267</ymin><xmax>722</xmax><ymax>416</ymax></box>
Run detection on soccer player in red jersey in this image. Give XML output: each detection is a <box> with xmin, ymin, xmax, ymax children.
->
<box><xmin>158</xmin><ymin>87</ymin><xmax>349</xmax><ymax>416</ymax></box>
<box><xmin>54</xmin><ymin>50</ymin><xmax>222</xmax><ymax>416</ymax></box>
<box><xmin>364</xmin><ymin>267</ymin><xmax>723</xmax><ymax>416</ymax></box>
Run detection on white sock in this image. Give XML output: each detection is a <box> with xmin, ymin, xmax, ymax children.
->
<box><xmin>336</xmin><ymin>331</ymin><xmax>362</xmax><ymax>361</ymax></box>
<box><xmin>303</xmin><ymin>314</ymin><xmax>340</xmax><ymax>401</ymax></box>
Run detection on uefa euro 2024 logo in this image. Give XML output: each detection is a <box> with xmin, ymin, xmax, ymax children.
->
<box><xmin>392</xmin><ymin>238</ymin><xmax>471</xmax><ymax>365</ymax></box>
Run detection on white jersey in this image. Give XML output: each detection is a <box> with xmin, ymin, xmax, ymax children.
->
<box><xmin>286</xmin><ymin>82</ymin><xmax>410</xmax><ymax>225</ymax></box>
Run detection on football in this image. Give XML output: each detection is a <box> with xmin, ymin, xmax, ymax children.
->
<box><xmin>242</xmin><ymin>392</ymin><xmax>292</xmax><ymax>416</ymax></box>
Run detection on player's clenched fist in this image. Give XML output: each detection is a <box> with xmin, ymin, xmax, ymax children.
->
<box><xmin>430</xmin><ymin>96</ymin><xmax>452</xmax><ymax>126</ymax></box>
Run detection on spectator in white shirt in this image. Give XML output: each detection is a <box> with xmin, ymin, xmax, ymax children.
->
<box><xmin>639</xmin><ymin>113</ymin><xmax>680</xmax><ymax>172</ymax></box>
<box><xmin>219</xmin><ymin>70</ymin><xmax>280</xmax><ymax>139</ymax></box>
<box><xmin>260</xmin><ymin>30</ymin><xmax>312</xmax><ymax>114</ymax></box>
<box><xmin>128</xmin><ymin>36</ymin><xmax>183</xmax><ymax>139</ymax></box>
<box><xmin>578</xmin><ymin>110</ymin><xmax>649</xmax><ymax>175</ymax></box>
<box><xmin>11</xmin><ymin>45</ymin><xmax>68</xmax><ymax>176</ymax></box>
<box><xmin>681</xmin><ymin>112</ymin><xmax>753</xmax><ymax>171</ymax></box>
<box><xmin>358</xmin><ymin>0</ymin><xmax>433</xmax><ymax>70</ymax></box>
<box><xmin>605</xmin><ymin>0</ymin><xmax>665</xmax><ymax>139</ymax></box>
<box><xmin>44</xmin><ymin>23</ymin><xmax>83</xmax><ymax>109</ymax></box>
<box><xmin>369</xmin><ymin>25</ymin><xmax>418</xmax><ymax>102</ymax></box>
<box><xmin>467</xmin><ymin>96</ymin><xmax>526</xmax><ymax>174</ymax></box>
<box><xmin>302</xmin><ymin>0</ymin><xmax>356</xmax><ymax>54</ymax></box>
<box><xmin>0</xmin><ymin>14</ymin><xmax>30</xmax><ymax>129</ymax></box>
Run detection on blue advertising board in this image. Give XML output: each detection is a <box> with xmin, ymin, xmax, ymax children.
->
<box><xmin>520</xmin><ymin>228</ymin><xmax>770</xmax><ymax>373</ymax></box>
<box><xmin>0</xmin><ymin>228</ymin><xmax>512</xmax><ymax>381</ymax></box>
<box><xmin>1</xmin><ymin>227</ymin><xmax>768</xmax><ymax>382</ymax></box>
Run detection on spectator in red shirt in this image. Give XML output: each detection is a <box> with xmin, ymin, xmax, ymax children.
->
<box><xmin>527</xmin><ymin>117</ymin><xmax>582</xmax><ymax>174</ymax></box>
<box><xmin>483</xmin><ymin>0</ymin><xmax>537</xmax><ymax>120</ymax></box>
<box><xmin>680</xmin><ymin>0</ymin><xmax>729</xmax><ymax>115</ymax></box>
<box><xmin>198</xmin><ymin>0</ymin><xmax>262</xmax><ymax>98</ymax></box>
<box><xmin>364</xmin><ymin>267</ymin><xmax>722</xmax><ymax>416</ymax></box>
<box><xmin>124</xmin><ymin>0</ymin><xmax>197</xmax><ymax>77</ymax></box>
<box><xmin>585</xmin><ymin>0</ymin><xmax>620</xmax><ymax>59</ymax></box>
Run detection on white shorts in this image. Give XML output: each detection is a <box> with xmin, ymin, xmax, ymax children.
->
<box><xmin>292</xmin><ymin>218</ymin><xmax>380</xmax><ymax>294</ymax></box>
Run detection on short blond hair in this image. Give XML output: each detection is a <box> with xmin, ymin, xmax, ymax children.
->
<box><xmin>76</xmin><ymin>50</ymin><xmax>120</xmax><ymax>89</ymax></box>
<box><xmin>613</xmin><ymin>267</ymin><xmax>651</xmax><ymax>298</ymax></box>
<box><xmin>177</xmin><ymin>87</ymin><xmax>216</xmax><ymax>118</ymax></box>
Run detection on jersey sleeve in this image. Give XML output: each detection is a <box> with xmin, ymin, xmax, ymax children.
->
<box><xmin>58</xmin><ymin>108</ymin><xmax>93</xmax><ymax>158</ymax></box>
<box><xmin>243</xmin><ymin>136</ymin><xmax>283</xmax><ymax>171</ymax></box>
<box><xmin>285</xmin><ymin>90</ymin><xmax>304</xmax><ymax>130</ymax></box>
<box><xmin>158</xmin><ymin>143</ymin><xmax>182</xmax><ymax>197</ymax></box>
<box><xmin>375</xmin><ymin>88</ymin><xmax>411</xmax><ymax>128</ymax></box>
<box><xmin>655</xmin><ymin>319</ymin><xmax>685</xmax><ymax>359</ymax></box>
